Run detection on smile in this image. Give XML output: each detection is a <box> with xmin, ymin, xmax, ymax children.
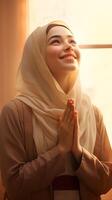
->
<box><xmin>60</xmin><ymin>54</ymin><xmax>76</xmax><ymax>59</ymax></box>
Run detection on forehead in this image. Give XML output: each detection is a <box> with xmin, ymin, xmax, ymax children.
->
<box><xmin>47</xmin><ymin>26</ymin><xmax>73</xmax><ymax>39</ymax></box>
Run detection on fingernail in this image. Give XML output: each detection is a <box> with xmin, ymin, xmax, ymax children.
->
<box><xmin>74</xmin><ymin>110</ymin><xmax>78</xmax><ymax>115</ymax></box>
<box><xmin>67</xmin><ymin>99</ymin><xmax>74</xmax><ymax>104</ymax></box>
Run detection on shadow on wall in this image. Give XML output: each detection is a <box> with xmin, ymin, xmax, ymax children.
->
<box><xmin>0</xmin><ymin>0</ymin><xmax>28</xmax><ymax>110</ymax></box>
<box><xmin>0</xmin><ymin>173</ymin><xmax>5</xmax><ymax>200</ymax></box>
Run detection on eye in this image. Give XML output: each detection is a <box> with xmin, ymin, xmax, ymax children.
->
<box><xmin>50</xmin><ymin>39</ymin><xmax>60</xmax><ymax>45</ymax></box>
<box><xmin>69</xmin><ymin>39</ymin><xmax>77</xmax><ymax>46</ymax></box>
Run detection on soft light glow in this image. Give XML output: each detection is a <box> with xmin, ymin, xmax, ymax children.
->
<box><xmin>28</xmin><ymin>0</ymin><xmax>112</xmax><ymax>145</ymax></box>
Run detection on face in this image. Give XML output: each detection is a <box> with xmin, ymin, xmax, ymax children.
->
<box><xmin>46</xmin><ymin>25</ymin><xmax>80</xmax><ymax>78</ymax></box>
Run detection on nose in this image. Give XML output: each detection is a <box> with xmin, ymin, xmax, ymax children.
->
<box><xmin>63</xmin><ymin>42</ymin><xmax>73</xmax><ymax>51</ymax></box>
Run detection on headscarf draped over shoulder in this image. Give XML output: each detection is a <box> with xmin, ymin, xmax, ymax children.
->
<box><xmin>16</xmin><ymin>20</ymin><xmax>96</xmax><ymax>154</ymax></box>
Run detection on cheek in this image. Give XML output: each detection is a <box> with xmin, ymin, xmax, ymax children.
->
<box><xmin>46</xmin><ymin>47</ymin><xmax>61</xmax><ymax>74</ymax></box>
<box><xmin>46</xmin><ymin>46</ymin><xmax>61</xmax><ymax>59</ymax></box>
<box><xmin>75</xmin><ymin>47</ymin><xmax>81</xmax><ymax>62</ymax></box>
<box><xmin>46</xmin><ymin>48</ymin><xmax>56</xmax><ymax>71</ymax></box>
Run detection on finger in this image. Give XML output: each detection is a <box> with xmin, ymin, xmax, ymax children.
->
<box><xmin>65</xmin><ymin>99</ymin><xmax>75</xmax><ymax>120</ymax></box>
<box><xmin>75</xmin><ymin>111</ymin><xmax>79</xmax><ymax>126</ymax></box>
<box><xmin>62</xmin><ymin>100</ymin><xmax>71</xmax><ymax>121</ymax></box>
<box><xmin>69</xmin><ymin>112</ymin><xmax>75</xmax><ymax>129</ymax></box>
<box><xmin>68</xmin><ymin>99</ymin><xmax>75</xmax><ymax>109</ymax></box>
<box><xmin>73</xmin><ymin>110</ymin><xmax>79</xmax><ymax>132</ymax></box>
<box><xmin>67</xmin><ymin>100</ymin><xmax>75</xmax><ymax>124</ymax></box>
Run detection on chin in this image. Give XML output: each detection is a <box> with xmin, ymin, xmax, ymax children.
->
<box><xmin>63</xmin><ymin>64</ymin><xmax>78</xmax><ymax>71</ymax></box>
<box><xmin>60</xmin><ymin>59</ymin><xmax>79</xmax><ymax>70</ymax></box>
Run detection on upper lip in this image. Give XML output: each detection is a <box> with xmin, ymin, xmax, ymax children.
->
<box><xmin>60</xmin><ymin>53</ymin><xmax>77</xmax><ymax>59</ymax></box>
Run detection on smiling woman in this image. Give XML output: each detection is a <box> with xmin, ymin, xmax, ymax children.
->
<box><xmin>46</xmin><ymin>25</ymin><xmax>80</xmax><ymax>93</ymax></box>
<box><xmin>0</xmin><ymin>20</ymin><xmax>112</xmax><ymax>200</ymax></box>
<box><xmin>28</xmin><ymin>0</ymin><xmax>112</xmax><ymax>150</ymax></box>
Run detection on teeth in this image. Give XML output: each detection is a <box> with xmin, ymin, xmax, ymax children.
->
<box><xmin>60</xmin><ymin>54</ymin><xmax>77</xmax><ymax>59</ymax></box>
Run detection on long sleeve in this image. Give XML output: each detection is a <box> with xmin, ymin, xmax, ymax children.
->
<box><xmin>75</xmin><ymin>106</ymin><xmax>112</xmax><ymax>195</ymax></box>
<box><xmin>0</xmin><ymin>102</ymin><xmax>65</xmax><ymax>200</ymax></box>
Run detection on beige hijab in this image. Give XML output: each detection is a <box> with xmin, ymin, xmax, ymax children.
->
<box><xmin>16</xmin><ymin>21</ymin><xmax>96</xmax><ymax>154</ymax></box>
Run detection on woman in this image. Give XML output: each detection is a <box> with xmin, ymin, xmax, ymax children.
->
<box><xmin>0</xmin><ymin>20</ymin><xmax>112</xmax><ymax>200</ymax></box>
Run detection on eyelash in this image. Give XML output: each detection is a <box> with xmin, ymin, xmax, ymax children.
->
<box><xmin>70</xmin><ymin>40</ymin><xmax>77</xmax><ymax>45</ymax></box>
<box><xmin>50</xmin><ymin>40</ymin><xmax>60</xmax><ymax>44</ymax></box>
<box><xmin>50</xmin><ymin>39</ymin><xmax>77</xmax><ymax>45</ymax></box>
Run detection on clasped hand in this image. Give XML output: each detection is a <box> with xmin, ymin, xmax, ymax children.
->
<box><xmin>58</xmin><ymin>99</ymin><xmax>82</xmax><ymax>162</ymax></box>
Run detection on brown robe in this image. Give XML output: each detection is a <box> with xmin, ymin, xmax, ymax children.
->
<box><xmin>0</xmin><ymin>99</ymin><xmax>112</xmax><ymax>200</ymax></box>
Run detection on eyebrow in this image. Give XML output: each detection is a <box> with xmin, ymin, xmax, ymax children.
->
<box><xmin>47</xmin><ymin>35</ymin><xmax>74</xmax><ymax>42</ymax></box>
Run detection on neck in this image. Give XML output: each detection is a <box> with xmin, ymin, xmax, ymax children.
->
<box><xmin>55</xmin><ymin>70</ymin><xmax>78</xmax><ymax>93</ymax></box>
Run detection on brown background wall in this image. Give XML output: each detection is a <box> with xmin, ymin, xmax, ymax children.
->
<box><xmin>0</xmin><ymin>0</ymin><xmax>27</xmax><ymax>199</ymax></box>
<box><xmin>0</xmin><ymin>0</ymin><xmax>27</xmax><ymax>109</ymax></box>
